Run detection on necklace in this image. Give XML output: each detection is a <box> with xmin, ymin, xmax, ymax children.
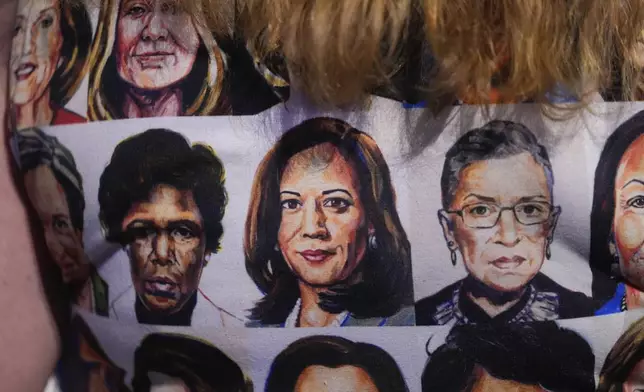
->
<box><xmin>284</xmin><ymin>298</ymin><xmax>350</xmax><ymax>327</ymax></box>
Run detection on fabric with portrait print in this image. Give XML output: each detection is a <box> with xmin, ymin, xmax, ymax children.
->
<box><xmin>8</xmin><ymin>1</ymin><xmax>644</xmax><ymax>392</ymax></box>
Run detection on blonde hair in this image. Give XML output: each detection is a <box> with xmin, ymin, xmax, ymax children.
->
<box><xmin>580</xmin><ymin>0</ymin><xmax>644</xmax><ymax>101</ymax></box>
<box><xmin>240</xmin><ymin>0</ymin><xmax>412</xmax><ymax>106</ymax></box>
<box><xmin>424</xmin><ymin>0</ymin><xmax>598</xmax><ymax>105</ymax></box>
<box><xmin>87</xmin><ymin>0</ymin><xmax>228</xmax><ymax>120</ymax></box>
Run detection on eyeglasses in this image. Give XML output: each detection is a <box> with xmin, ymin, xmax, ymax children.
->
<box><xmin>444</xmin><ymin>201</ymin><xmax>555</xmax><ymax>229</ymax></box>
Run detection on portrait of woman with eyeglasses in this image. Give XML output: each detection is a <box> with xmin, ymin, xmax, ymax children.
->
<box><xmin>415</xmin><ymin>120</ymin><xmax>595</xmax><ymax>326</ymax></box>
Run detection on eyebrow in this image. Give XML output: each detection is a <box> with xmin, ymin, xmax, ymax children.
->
<box><xmin>38</xmin><ymin>7</ymin><xmax>56</xmax><ymax>17</ymax></box>
<box><xmin>322</xmin><ymin>188</ymin><xmax>353</xmax><ymax>198</ymax></box>
<box><xmin>462</xmin><ymin>193</ymin><xmax>548</xmax><ymax>204</ymax></box>
<box><xmin>462</xmin><ymin>193</ymin><xmax>496</xmax><ymax>203</ymax></box>
<box><xmin>517</xmin><ymin>195</ymin><xmax>549</xmax><ymax>203</ymax></box>
<box><xmin>280</xmin><ymin>189</ymin><xmax>354</xmax><ymax>198</ymax></box>
<box><xmin>622</xmin><ymin>179</ymin><xmax>644</xmax><ymax>190</ymax></box>
<box><xmin>280</xmin><ymin>191</ymin><xmax>301</xmax><ymax>197</ymax></box>
<box><xmin>125</xmin><ymin>219</ymin><xmax>202</xmax><ymax>230</ymax></box>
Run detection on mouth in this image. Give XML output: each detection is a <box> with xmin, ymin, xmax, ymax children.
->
<box><xmin>490</xmin><ymin>256</ymin><xmax>527</xmax><ymax>270</ymax></box>
<box><xmin>143</xmin><ymin>277</ymin><xmax>180</xmax><ymax>299</ymax></box>
<box><xmin>299</xmin><ymin>249</ymin><xmax>336</xmax><ymax>263</ymax></box>
<box><xmin>15</xmin><ymin>63</ymin><xmax>36</xmax><ymax>80</ymax></box>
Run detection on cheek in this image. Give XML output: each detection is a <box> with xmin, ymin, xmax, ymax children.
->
<box><xmin>173</xmin><ymin>18</ymin><xmax>200</xmax><ymax>53</ymax></box>
<box><xmin>176</xmin><ymin>242</ymin><xmax>203</xmax><ymax>271</ymax></box>
<box><xmin>615</xmin><ymin>214</ymin><xmax>644</xmax><ymax>259</ymax></box>
<box><xmin>454</xmin><ymin>226</ymin><xmax>487</xmax><ymax>262</ymax></box>
<box><xmin>278</xmin><ymin>214</ymin><xmax>298</xmax><ymax>245</ymax></box>
<box><xmin>38</xmin><ymin>27</ymin><xmax>62</xmax><ymax>64</ymax></box>
<box><xmin>330</xmin><ymin>211</ymin><xmax>365</xmax><ymax>242</ymax></box>
<box><xmin>116</xmin><ymin>20</ymin><xmax>141</xmax><ymax>59</ymax></box>
<box><xmin>130</xmin><ymin>243</ymin><xmax>151</xmax><ymax>270</ymax></box>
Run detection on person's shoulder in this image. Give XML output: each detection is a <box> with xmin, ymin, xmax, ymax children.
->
<box><xmin>414</xmin><ymin>281</ymin><xmax>461</xmax><ymax>326</ymax></box>
<box><xmin>245</xmin><ymin>319</ymin><xmax>281</xmax><ymax>328</ymax></box>
<box><xmin>52</xmin><ymin>107</ymin><xmax>86</xmax><ymax>125</ymax></box>
<box><xmin>532</xmin><ymin>273</ymin><xmax>596</xmax><ymax>317</ymax></box>
<box><xmin>381</xmin><ymin>306</ymin><xmax>416</xmax><ymax>326</ymax></box>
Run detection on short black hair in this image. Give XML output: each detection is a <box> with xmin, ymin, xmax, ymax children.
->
<box><xmin>131</xmin><ymin>333</ymin><xmax>251</xmax><ymax>392</ymax></box>
<box><xmin>98</xmin><ymin>128</ymin><xmax>227</xmax><ymax>253</ymax></box>
<box><xmin>16</xmin><ymin>128</ymin><xmax>85</xmax><ymax>231</ymax></box>
<box><xmin>422</xmin><ymin>322</ymin><xmax>595</xmax><ymax>392</ymax></box>
<box><xmin>590</xmin><ymin>110</ymin><xmax>644</xmax><ymax>301</ymax></box>
<box><xmin>441</xmin><ymin>120</ymin><xmax>554</xmax><ymax>209</ymax></box>
<box><xmin>266</xmin><ymin>335</ymin><xmax>408</xmax><ymax>392</ymax></box>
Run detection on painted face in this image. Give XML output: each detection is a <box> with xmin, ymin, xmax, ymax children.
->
<box><xmin>122</xmin><ymin>184</ymin><xmax>207</xmax><ymax>313</ymax></box>
<box><xmin>471</xmin><ymin>367</ymin><xmax>548</xmax><ymax>392</ymax></box>
<box><xmin>624</xmin><ymin>359</ymin><xmax>644</xmax><ymax>392</ymax></box>
<box><xmin>613</xmin><ymin>134</ymin><xmax>644</xmax><ymax>289</ymax></box>
<box><xmin>440</xmin><ymin>153</ymin><xmax>558</xmax><ymax>293</ymax></box>
<box><xmin>294</xmin><ymin>365</ymin><xmax>379</xmax><ymax>392</ymax></box>
<box><xmin>278</xmin><ymin>144</ymin><xmax>369</xmax><ymax>287</ymax></box>
<box><xmin>148</xmin><ymin>372</ymin><xmax>190</xmax><ymax>392</ymax></box>
<box><xmin>24</xmin><ymin>165</ymin><xmax>87</xmax><ymax>283</ymax></box>
<box><xmin>10</xmin><ymin>0</ymin><xmax>63</xmax><ymax>105</ymax></box>
<box><xmin>116</xmin><ymin>0</ymin><xmax>200</xmax><ymax>90</ymax></box>
<box><xmin>78</xmin><ymin>330</ymin><xmax>127</xmax><ymax>392</ymax></box>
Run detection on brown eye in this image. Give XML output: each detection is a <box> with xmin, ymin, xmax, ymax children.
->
<box><xmin>171</xmin><ymin>226</ymin><xmax>196</xmax><ymax>241</ymax></box>
<box><xmin>161</xmin><ymin>2</ymin><xmax>177</xmax><ymax>14</ymax></box>
<box><xmin>468</xmin><ymin>204</ymin><xmax>492</xmax><ymax>217</ymax></box>
<box><xmin>126</xmin><ymin>5</ymin><xmax>147</xmax><ymax>18</ymax></box>
<box><xmin>323</xmin><ymin>197</ymin><xmax>350</xmax><ymax>210</ymax></box>
<box><xmin>628</xmin><ymin>196</ymin><xmax>644</xmax><ymax>209</ymax></box>
<box><xmin>280</xmin><ymin>199</ymin><xmax>301</xmax><ymax>210</ymax></box>
<box><xmin>40</xmin><ymin>16</ymin><xmax>53</xmax><ymax>29</ymax></box>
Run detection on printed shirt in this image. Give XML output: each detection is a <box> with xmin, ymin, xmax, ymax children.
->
<box><xmin>8</xmin><ymin>1</ymin><xmax>644</xmax><ymax>391</ymax></box>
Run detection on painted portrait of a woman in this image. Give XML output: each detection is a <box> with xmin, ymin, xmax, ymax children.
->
<box><xmin>592</xmin><ymin>110</ymin><xmax>644</xmax><ymax>314</ymax></box>
<box><xmin>10</xmin><ymin>0</ymin><xmax>91</xmax><ymax>130</ymax></box>
<box><xmin>415</xmin><ymin>120</ymin><xmax>594</xmax><ymax>326</ymax></box>
<box><xmin>245</xmin><ymin>117</ymin><xmax>414</xmax><ymax>327</ymax></box>
<box><xmin>598</xmin><ymin>316</ymin><xmax>644</xmax><ymax>392</ymax></box>
<box><xmin>87</xmin><ymin>0</ymin><xmax>229</xmax><ymax>120</ymax></box>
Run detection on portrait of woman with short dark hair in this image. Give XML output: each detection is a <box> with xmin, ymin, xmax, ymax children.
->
<box><xmin>245</xmin><ymin>117</ymin><xmax>414</xmax><ymax>327</ymax></box>
<box><xmin>591</xmin><ymin>110</ymin><xmax>644</xmax><ymax>314</ymax></box>
<box><xmin>265</xmin><ymin>335</ymin><xmax>408</xmax><ymax>392</ymax></box>
<box><xmin>15</xmin><ymin>127</ymin><xmax>108</xmax><ymax>315</ymax></box>
<box><xmin>415</xmin><ymin>120</ymin><xmax>594</xmax><ymax>325</ymax></box>
<box><xmin>422</xmin><ymin>321</ymin><xmax>596</xmax><ymax>392</ymax></box>
<box><xmin>10</xmin><ymin>0</ymin><xmax>92</xmax><ymax>129</ymax></box>
<box><xmin>98</xmin><ymin>128</ymin><xmax>235</xmax><ymax>327</ymax></box>
<box><xmin>132</xmin><ymin>333</ymin><xmax>252</xmax><ymax>392</ymax></box>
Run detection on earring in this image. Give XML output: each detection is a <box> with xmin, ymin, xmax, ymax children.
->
<box><xmin>368</xmin><ymin>234</ymin><xmax>377</xmax><ymax>250</ymax></box>
<box><xmin>450</xmin><ymin>250</ymin><xmax>457</xmax><ymax>266</ymax></box>
<box><xmin>546</xmin><ymin>246</ymin><xmax>551</xmax><ymax>260</ymax></box>
<box><xmin>274</xmin><ymin>244</ymin><xmax>279</xmax><ymax>252</ymax></box>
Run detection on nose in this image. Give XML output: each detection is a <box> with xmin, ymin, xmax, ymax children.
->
<box><xmin>18</xmin><ymin>25</ymin><xmax>35</xmax><ymax>57</ymax></box>
<box><xmin>494</xmin><ymin>209</ymin><xmax>521</xmax><ymax>247</ymax></box>
<box><xmin>152</xmin><ymin>232</ymin><xmax>174</xmax><ymax>266</ymax></box>
<box><xmin>301</xmin><ymin>201</ymin><xmax>328</xmax><ymax>239</ymax></box>
<box><xmin>142</xmin><ymin>9</ymin><xmax>169</xmax><ymax>41</ymax></box>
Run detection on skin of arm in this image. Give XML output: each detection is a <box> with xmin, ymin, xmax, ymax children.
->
<box><xmin>0</xmin><ymin>0</ymin><xmax>63</xmax><ymax>390</ymax></box>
